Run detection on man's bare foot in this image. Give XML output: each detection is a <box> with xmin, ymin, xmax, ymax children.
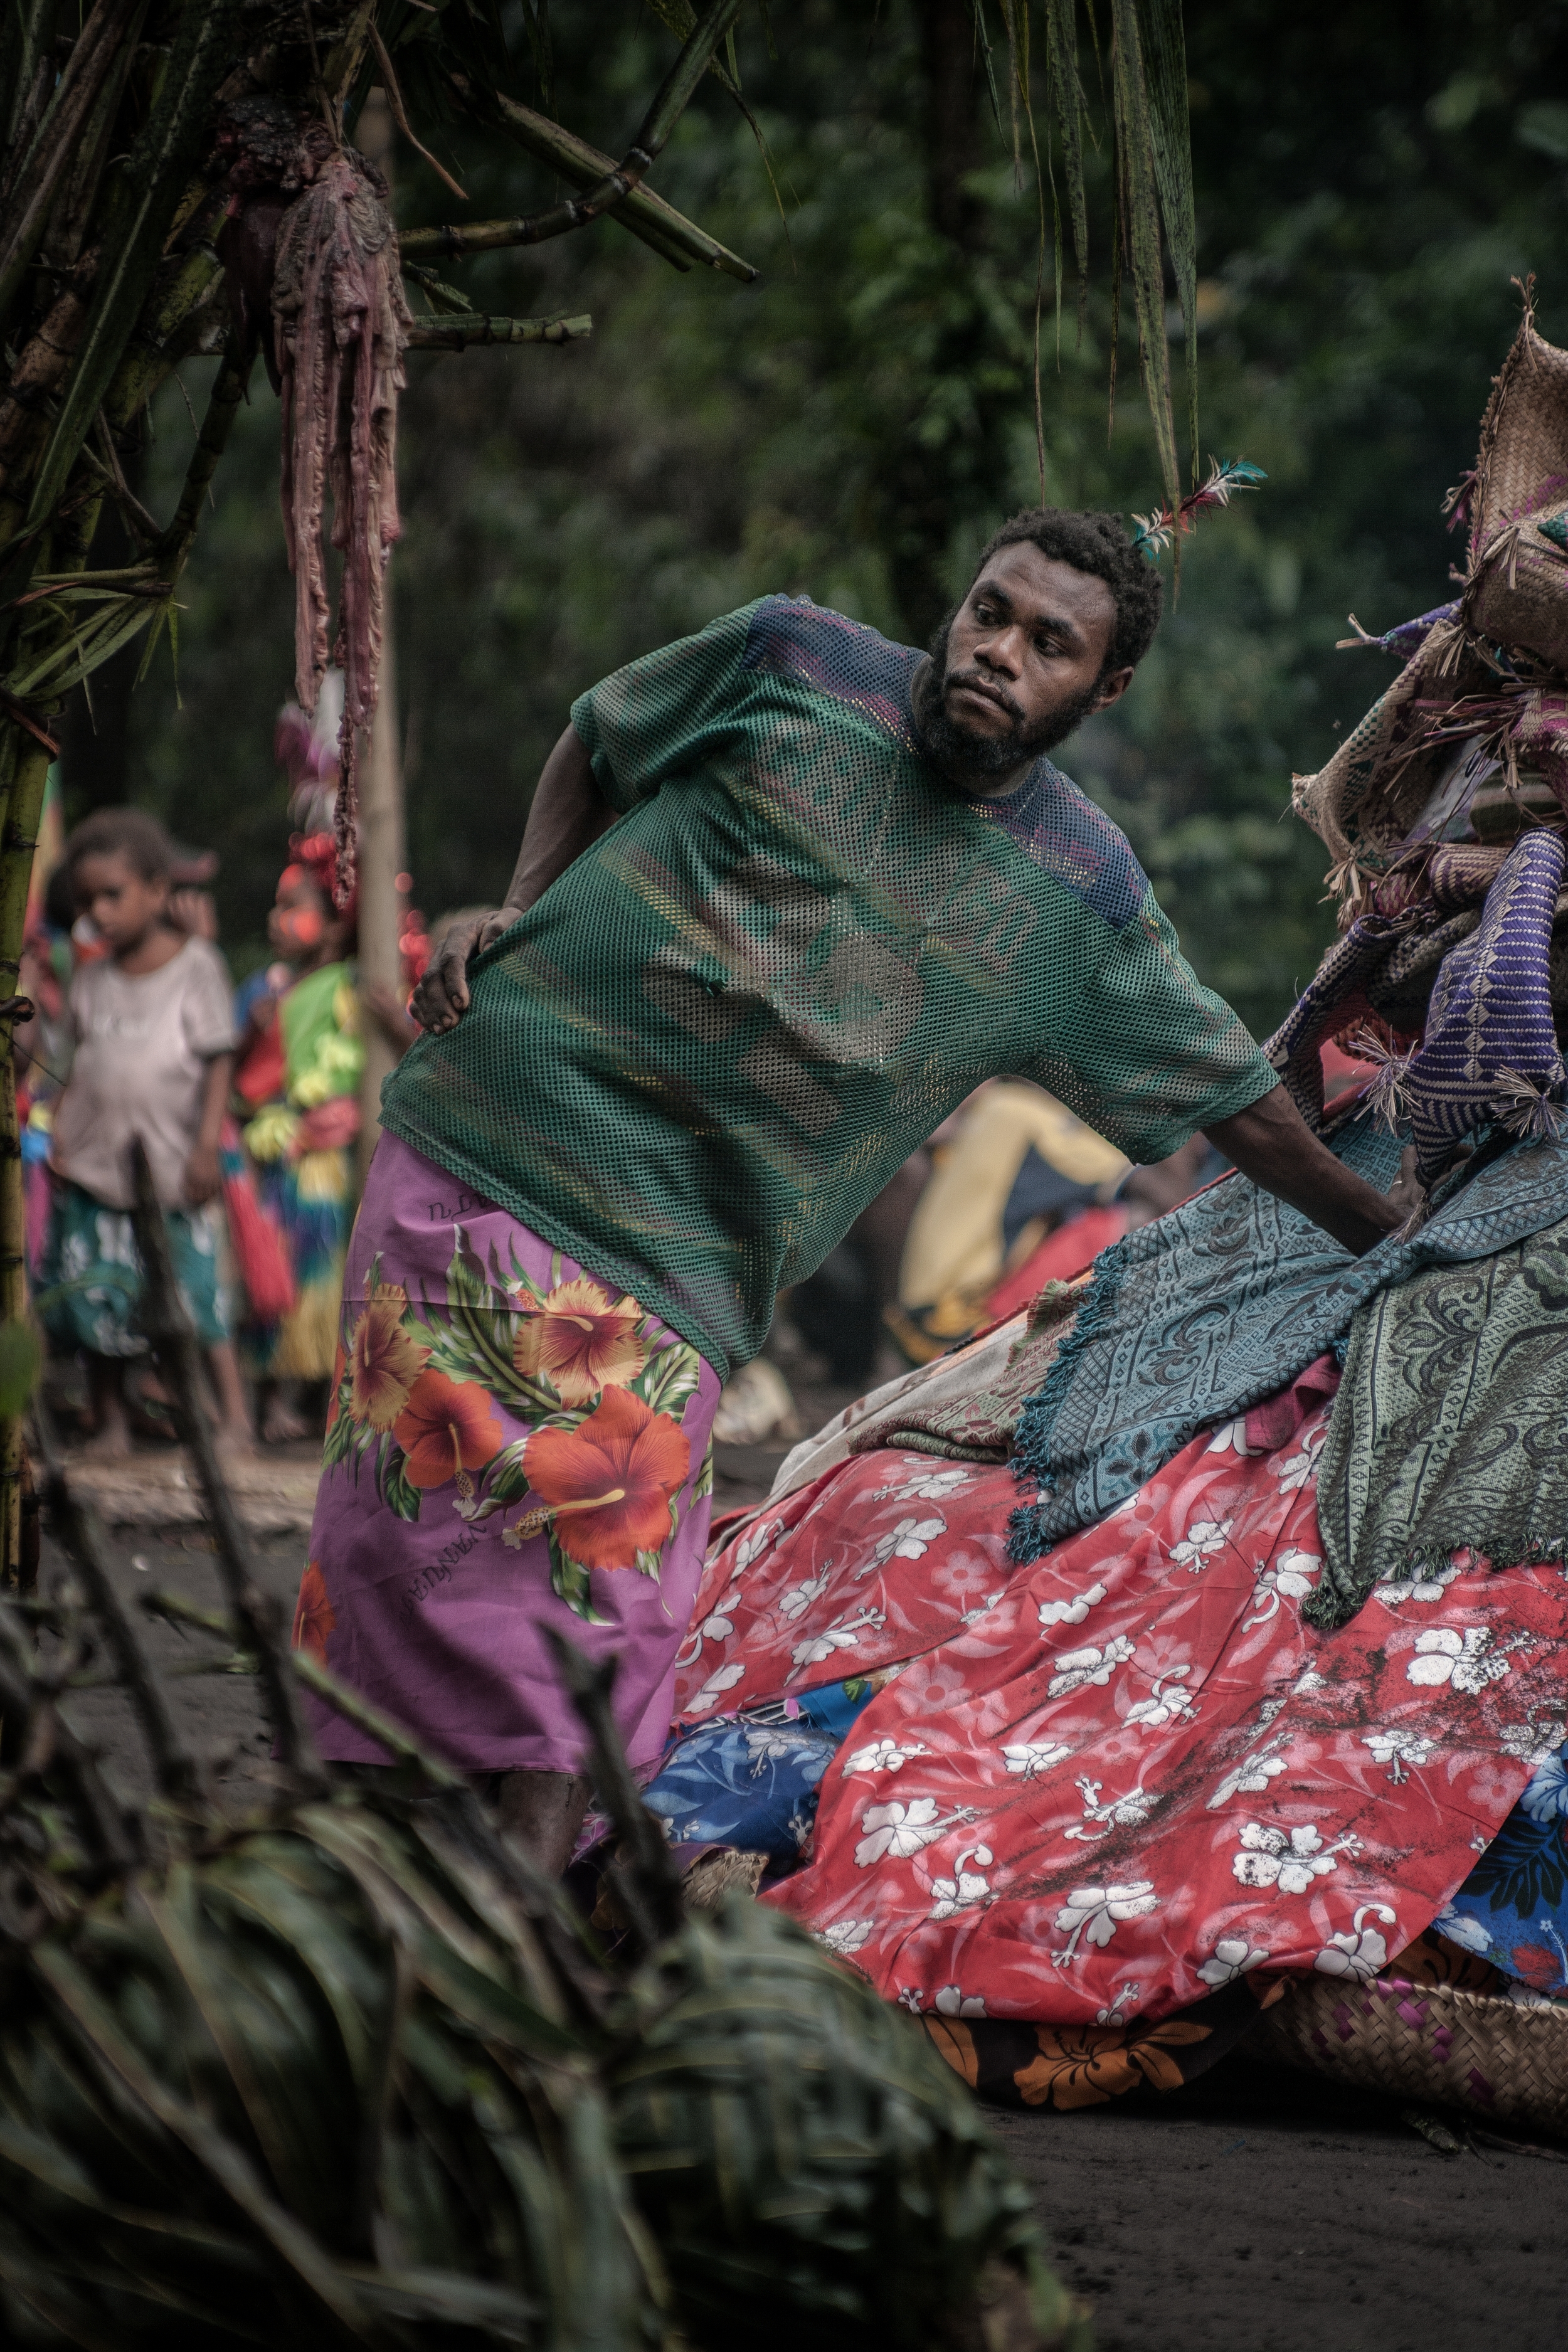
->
<box><xmin>260</xmin><ymin>1397</ymin><xmax>311</xmax><ymax>1443</ymax></box>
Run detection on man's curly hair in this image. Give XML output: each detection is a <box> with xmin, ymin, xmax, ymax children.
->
<box><xmin>973</xmin><ymin>507</ymin><xmax>1163</xmax><ymax>678</ymax></box>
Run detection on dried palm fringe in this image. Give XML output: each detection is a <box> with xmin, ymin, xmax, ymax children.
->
<box><xmin>274</xmin><ymin>146</ymin><xmax>411</xmax><ymax>908</ymax></box>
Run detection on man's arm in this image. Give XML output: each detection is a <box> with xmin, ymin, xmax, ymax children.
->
<box><xmin>183</xmin><ymin>1052</ymin><xmax>233</xmax><ymax>1205</ymax></box>
<box><xmin>1205</xmin><ymin>1083</ymin><xmax>1417</xmax><ymax>1256</ymax></box>
<box><xmin>413</xmin><ymin>726</ymin><xmax>614</xmax><ymax>1035</ymax></box>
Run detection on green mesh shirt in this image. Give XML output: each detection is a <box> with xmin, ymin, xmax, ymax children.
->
<box><xmin>381</xmin><ymin>597</ymin><xmax>1277</xmax><ymax>1376</ymax></box>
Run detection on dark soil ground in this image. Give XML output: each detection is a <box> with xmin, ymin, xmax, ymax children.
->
<box><xmin>42</xmin><ymin>1365</ymin><xmax>1568</xmax><ymax>2352</ymax></box>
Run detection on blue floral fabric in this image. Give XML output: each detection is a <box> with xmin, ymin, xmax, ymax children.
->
<box><xmin>641</xmin><ymin>1681</ymin><xmax>877</xmax><ymax>1867</ymax></box>
<box><xmin>1440</xmin><ymin>1740</ymin><xmax>1568</xmax><ymax>1996</ymax></box>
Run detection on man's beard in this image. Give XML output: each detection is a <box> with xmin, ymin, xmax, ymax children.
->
<box><xmin>914</xmin><ymin>613</ymin><xmax>1105</xmax><ymax>786</ymax></box>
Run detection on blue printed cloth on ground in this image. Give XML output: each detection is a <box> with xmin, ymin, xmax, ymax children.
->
<box><xmin>1441</xmin><ymin>1740</ymin><xmax>1568</xmax><ymax>1998</ymax></box>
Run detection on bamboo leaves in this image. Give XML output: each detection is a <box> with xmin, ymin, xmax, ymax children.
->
<box><xmin>26</xmin><ymin>0</ymin><xmax>245</xmax><ymax>531</ymax></box>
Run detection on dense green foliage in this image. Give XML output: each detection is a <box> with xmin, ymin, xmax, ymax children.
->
<box><xmin>104</xmin><ymin>0</ymin><xmax>1568</xmax><ymax>1032</ymax></box>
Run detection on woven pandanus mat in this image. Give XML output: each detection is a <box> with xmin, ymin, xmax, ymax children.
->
<box><xmin>1251</xmin><ymin>1973</ymin><xmax>1568</xmax><ymax>2137</ymax></box>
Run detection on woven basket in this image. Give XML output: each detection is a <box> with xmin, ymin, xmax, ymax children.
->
<box><xmin>1465</xmin><ymin>301</ymin><xmax>1568</xmax><ymax>670</ymax></box>
<box><xmin>1290</xmin><ymin>620</ymin><xmax>1475</xmax><ymax>900</ymax></box>
<box><xmin>1250</xmin><ymin>1971</ymin><xmax>1568</xmax><ymax>2137</ymax></box>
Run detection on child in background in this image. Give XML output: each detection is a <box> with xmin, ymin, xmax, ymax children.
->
<box><xmin>41</xmin><ymin>808</ymin><xmax>253</xmax><ymax>1458</ymax></box>
<box><xmin>235</xmin><ymin>834</ymin><xmax>366</xmax><ymax>1443</ymax></box>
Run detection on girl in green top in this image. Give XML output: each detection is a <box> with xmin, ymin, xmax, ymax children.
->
<box><xmin>235</xmin><ymin>834</ymin><xmax>366</xmax><ymax>1441</ymax></box>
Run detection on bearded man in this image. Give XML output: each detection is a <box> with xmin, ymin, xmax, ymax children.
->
<box><xmin>299</xmin><ymin>507</ymin><xmax>1413</xmax><ymax>1871</ymax></box>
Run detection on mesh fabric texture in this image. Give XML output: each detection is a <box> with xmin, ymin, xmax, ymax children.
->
<box><xmin>381</xmin><ymin>598</ymin><xmax>1275</xmax><ymax>1376</ymax></box>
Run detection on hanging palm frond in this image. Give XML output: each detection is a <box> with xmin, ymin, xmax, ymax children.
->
<box><xmin>985</xmin><ymin>1</ymin><xmax>1202</xmax><ymax>516</ymax></box>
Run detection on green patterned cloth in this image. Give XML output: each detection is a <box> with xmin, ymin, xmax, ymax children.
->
<box><xmin>1310</xmin><ymin>1212</ymin><xmax>1568</xmax><ymax>1626</ymax></box>
<box><xmin>381</xmin><ymin>598</ymin><xmax>1274</xmax><ymax>1378</ymax></box>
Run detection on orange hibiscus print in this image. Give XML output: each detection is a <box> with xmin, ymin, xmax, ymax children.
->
<box><xmin>292</xmin><ymin>1562</ymin><xmax>336</xmax><ymax>1664</ymax></box>
<box><xmin>393</xmin><ymin>1368</ymin><xmax>504</xmax><ymax>1490</ymax></box>
<box><xmin>349</xmin><ymin>1285</ymin><xmax>431</xmax><ymax>1431</ymax></box>
<box><xmin>514</xmin><ymin>1276</ymin><xmax>647</xmax><ymax>1406</ymax></box>
<box><xmin>1012</xmin><ymin>2018</ymin><xmax>1211</xmax><ymax>2109</ymax></box>
<box><xmin>519</xmin><ymin>1385</ymin><xmax>691</xmax><ymax>1571</ymax></box>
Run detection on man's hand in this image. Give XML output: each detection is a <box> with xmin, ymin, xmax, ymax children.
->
<box><xmin>1204</xmin><ymin>1086</ymin><xmax>1412</xmax><ymax>1258</ymax></box>
<box><xmin>411</xmin><ymin>728</ymin><xmax>616</xmax><ymax>1037</ymax></box>
<box><xmin>183</xmin><ymin>1140</ymin><xmax>221</xmax><ymax>1206</ymax></box>
<box><xmin>411</xmin><ymin>909</ymin><xmax>514</xmax><ymax>1034</ymax></box>
<box><xmin>1387</xmin><ymin>1143</ymin><xmax>1425</xmax><ymax>1229</ymax></box>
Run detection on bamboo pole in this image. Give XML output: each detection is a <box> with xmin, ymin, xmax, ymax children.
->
<box><xmin>0</xmin><ymin>733</ymin><xmax>52</xmax><ymax>1583</ymax></box>
<box><xmin>355</xmin><ymin>92</ymin><xmax>405</xmax><ymax>1190</ymax></box>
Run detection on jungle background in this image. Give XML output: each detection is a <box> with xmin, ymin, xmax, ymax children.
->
<box><xmin>60</xmin><ymin>0</ymin><xmax>1568</xmax><ymax>1041</ymax></box>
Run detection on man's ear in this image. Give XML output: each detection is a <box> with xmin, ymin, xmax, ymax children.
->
<box><xmin>1091</xmin><ymin>666</ymin><xmax>1135</xmax><ymax>712</ymax></box>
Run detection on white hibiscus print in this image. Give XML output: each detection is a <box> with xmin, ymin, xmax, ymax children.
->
<box><xmin>1274</xmin><ymin>1422</ymin><xmax>1328</xmax><ymax>1494</ymax></box>
<box><xmin>868</xmin><ymin>1468</ymin><xmax>976</xmax><ymax>1503</ymax></box>
<box><xmin>1499</xmin><ymin>1717</ymin><xmax>1568</xmax><ymax>1767</ymax></box>
<box><xmin>686</xmin><ymin>1661</ymin><xmax>745</xmax><ymax>1715</ymax></box>
<box><xmin>1521</xmin><ymin>1750</ymin><xmax>1568</xmax><ymax>1823</ymax></box>
<box><xmin>1063</xmin><ymin>1776</ymin><xmax>1161</xmax><ymax>1841</ymax></box>
<box><xmin>1375</xmin><ymin>1559</ymin><xmax>1463</xmax><ymax>1606</ymax></box>
<box><xmin>960</xmin><ymin>1588</ymin><xmax>1007</xmax><ymax>1625</ymax></box>
<box><xmin>1361</xmin><ymin>1727</ymin><xmax>1436</xmax><ymax>1785</ymax></box>
<box><xmin>819</xmin><ymin>1918</ymin><xmax>874</xmax><ymax>1956</ymax></box>
<box><xmin>1431</xmin><ymin>1904</ymin><xmax>1493</xmax><ymax>1957</ymax></box>
<box><xmin>1245</xmin><ymin>1547</ymin><xmax>1321</xmax><ymax>1628</ymax></box>
<box><xmin>844</xmin><ymin>1735</ymin><xmax>931</xmax><ymax>1776</ymax></box>
<box><xmin>778</xmin><ymin>1567</ymin><xmax>833</xmax><ymax>1621</ymax></box>
<box><xmin>1002</xmin><ymin>1738</ymin><xmax>1075</xmax><ymax>1779</ymax></box>
<box><xmin>1037</xmin><ymin>1579</ymin><xmax>1107</xmax><ymax>1629</ymax></box>
<box><xmin>734</xmin><ymin>1517</ymin><xmax>785</xmax><ymax>1574</ymax></box>
<box><xmin>1170</xmin><ymin>1518</ymin><xmax>1233</xmax><ymax>1572</ymax></box>
<box><xmin>857</xmin><ymin>1515</ymin><xmax>946</xmax><ymax>1578</ymax></box>
<box><xmin>1406</xmin><ymin>1626</ymin><xmax>1512</xmax><ymax>1695</ymax></box>
<box><xmin>933</xmin><ymin>1983</ymin><xmax>987</xmax><ymax>2018</ymax></box>
<box><xmin>1047</xmin><ymin>1634</ymin><xmax>1136</xmax><ymax>1697</ymax></box>
<box><xmin>1125</xmin><ymin>1665</ymin><xmax>1198</xmax><ymax>1730</ymax></box>
<box><xmin>930</xmin><ymin>1844</ymin><xmax>994</xmax><ymax>1920</ymax></box>
<box><xmin>854</xmin><ymin>1796</ymin><xmax>965</xmax><ymax>1868</ymax></box>
<box><xmin>1231</xmin><ymin>1820</ymin><xmax>1360</xmax><ymax>1893</ymax></box>
<box><xmin>1206</xmin><ymin>1734</ymin><xmax>1288</xmax><ymax>1811</ymax></box>
<box><xmin>789</xmin><ymin>1604</ymin><xmax>887</xmax><ymax>1674</ymax></box>
<box><xmin>1052</xmin><ymin>1880</ymin><xmax>1159</xmax><ymax>1966</ymax></box>
<box><xmin>1197</xmin><ymin>1935</ymin><xmax>1269</xmax><ymax>1988</ymax></box>
<box><xmin>1314</xmin><ymin>1904</ymin><xmax>1397</xmax><ymax>1983</ymax></box>
<box><xmin>1205</xmin><ymin>1417</ymin><xmax>1258</xmax><ymax>1456</ymax></box>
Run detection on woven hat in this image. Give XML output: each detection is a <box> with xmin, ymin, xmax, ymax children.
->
<box><xmin>1463</xmin><ymin>285</ymin><xmax>1568</xmax><ymax>670</ymax></box>
<box><xmin>1400</xmin><ymin>826</ymin><xmax>1567</xmax><ymax>1180</ymax></box>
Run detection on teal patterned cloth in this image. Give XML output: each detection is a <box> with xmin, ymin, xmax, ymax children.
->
<box><xmin>1008</xmin><ymin>1120</ymin><xmax>1568</xmax><ymax>1562</ymax></box>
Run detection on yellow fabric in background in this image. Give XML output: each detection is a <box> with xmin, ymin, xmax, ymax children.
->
<box><xmin>898</xmin><ymin>1081</ymin><xmax>1127</xmax><ymax>1324</ymax></box>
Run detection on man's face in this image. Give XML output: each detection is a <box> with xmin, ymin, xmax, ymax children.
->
<box><xmin>920</xmin><ymin>541</ymin><xmax>1135</xmax><ymax>793</ymax></box>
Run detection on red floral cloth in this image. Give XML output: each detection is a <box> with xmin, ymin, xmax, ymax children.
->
<box><xmin>674</xmin><ymin>1407</ymin><xmax>1568</xmax><ymax>2028</ymax></box>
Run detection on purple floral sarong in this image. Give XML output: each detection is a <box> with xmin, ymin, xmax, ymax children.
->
<box><xmin>294</xmin><ymin>1133</ymin><xmax>721</xmax><ymax>1774</ymax></box>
